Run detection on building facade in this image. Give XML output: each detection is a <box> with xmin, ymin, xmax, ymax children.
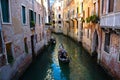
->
<box><xmin>100</xmin><ymin>0</ymin><xmax>120</xmax><ymax>79</ymax></box>
<box><xmin>82</xmin><ymin>0</ymin><xmax>101</xmax><ymax>58</ymax></box>
<box><xmin>52</xmin><ymin>0</ymin><xmax>64</xmax><ymax>33</ymax></box>
<box><xmin>43</xmin><ymin>0</ymin><xmax>50</xmax><ymax>23</ymax></box>
<box><xmin>51</xmin><ymin>0</ymin><xmax>120</xmax><ymax>79</ymax></box>
<box><xmin>0</xmin><ymin>0</ymin><xmax>48</xmax><ymax>80</ymax></box>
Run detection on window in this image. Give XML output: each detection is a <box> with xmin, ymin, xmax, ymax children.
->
<box><xmin>104</xmin><ymin>33</ymin><xmax>110</xmax><ymax>53</ymax></box>
<box><xmin>116</xmin><ymin>0</ymin><xmax>120</xmax><ymax>12</ymax></box>
<box><xmin>59</xmin><ymin>6</ymin><xmax>61</xmax><ymax>11</ymax></box>
<box><xmin>59</xmin><ymin>14</ymin><xmax>61</xmax><ymax>19</ymax></box>
<box><xmin>6</xmin><ymin>43</ymin><xmax>14</xmax><ymax>64</ymax></box>
<box><xmin>34</xmin><ymin>12</ymin><xmax>36</xmax><ymax>23</ymax></box>
<box><xmin>24</xmin><ymin>38</ymin><xmax>28</xmax><ymax>53</ymax></box>
<box><xmin>87</xmin><ymin>29</ymin><xmax>89</xmax><ymax>38</ymax></box>
<box><xmin>94</xmin><ymin>3</ymin><xmax>96</xmax><ymax>14</ymax></box>
<box><xmin>29</xmin><ymin>10</ymin><xmax>34</xmax><ymax>28</ymax></box>
<box><xmin>102</xmin><ymin>0</ymin><xmax>107</xmax><ymax>14</ymax></box>
<box><xmin>22</xmin><ymin>6</ymin><xmax>26</xmax><ymax>24</ymax></box>
<box><xmin>58</xmin><ymin>21</ymin><xmax>61</xmax><ymax>24</ymax></box>
<box><xmin>77</xmin><ymin>7</ymin><xmax>79</xmax><ymax>13</ymax></box>
<box><xmin>88</xmin><ymin>7</ymin><xmax>90</xmax><ymax>17</ymax></box>
<box><xmin>39</xmin><ymin>14</ymin><xmax>40</xmax><ymax>25</ymax></box>
<box><xmin>29</xmin><ymin>10</ymin><xmax>34</xmax><ymax>21</ymax></box>
<box><xmin>108</xmin><ymin>0</ymin><xmax>114</xmax><ymax>13</ymax></box>
<box><xmin>0</xmin><ymin>31</ymin><xmax>3</xmax><ymax>54</ymax></box>
<box><xmin>81</xmin><ymin>2</ymin><xmax>83</xmax><ymax>13</ymax></box>
<box><xmin>1</xmin><ymin>0</ymin><xmax>10</xmax><ymax>23</ymax></box>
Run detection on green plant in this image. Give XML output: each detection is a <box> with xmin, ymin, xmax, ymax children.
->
<box><xmin>86</xmin><ymin>17</ymin><xmax>91</xmax><ymax>23</ymax></box>
<box><xmin>85</xmin><ymin>15</ymin><xmax>100</xmax><ymax>23</ymax></box>
<box><xmin>30</xmin><ymin>21</ymin><xmax>35</xmax><ymax>27</ymax></box>
<box><xmin>91</xmin><ymin>15</ymin><xmax>100</xmax><ymax>23</ymax></box>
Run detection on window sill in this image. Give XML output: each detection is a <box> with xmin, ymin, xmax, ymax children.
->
<box><xmin>22</xmin><ymin>24</ymin><xmax>27</xmax><ymax>26</ymax></box>
<box><xmin>2</xmin><ymin>22</ymin><xmax>12</xmax><ymax>25</ymax></box>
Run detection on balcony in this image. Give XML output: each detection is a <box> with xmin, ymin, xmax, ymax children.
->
<box><xmin>100</xmin><ymin>12</ymin><xmax>120</xmax><ymax>29</ymax></box>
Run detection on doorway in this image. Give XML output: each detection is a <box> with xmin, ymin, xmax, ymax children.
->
<box><xmin>92</xmin><ymin>30</ymin><xmax>99</xmax><ymax>58</ymax></box>
<box><xmin>31</xmin><ymin>35</ymin><xmax>35</xmax><ymax>59</ymax></box>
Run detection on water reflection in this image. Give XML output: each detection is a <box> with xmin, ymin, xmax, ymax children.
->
<box><xmin>20</xmin><ymin>34</ymin><xmax>113</xmax><ymax>80</ymax></box>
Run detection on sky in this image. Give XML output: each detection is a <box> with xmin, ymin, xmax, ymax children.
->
<box><xmin>50</xmin><ymin>0</ymin><xmax>55</xmax><ymax>6</ymax></box>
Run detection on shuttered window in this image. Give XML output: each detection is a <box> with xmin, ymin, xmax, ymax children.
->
<box><xmin>22</xmin><ymin>6</ymin><xmax>26</xmax><ymax>24</ymax></box>
<box><xmin>34</xmin><ymin>12</ymin><xmax>36</xmax><ymax>23</ymax></box>
<box><xmin>108</xmin><ymin>0</ymin><xmax>114</xmax><ymax>13</ymax></box>
<box><xmin>1</xmin><ymin>0</ymin><xmax>10</xmax><ymax>23</ymax></box>
<box><xmin>104</xmin><ymin>33</ymin><xmax>110</xmax><ymax>53</ymax></box>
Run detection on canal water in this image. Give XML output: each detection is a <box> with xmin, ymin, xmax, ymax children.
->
<box><xmin>19</xmin><ymin>34</ymin><xmax>113</xmax><ymax>80</ymax></box>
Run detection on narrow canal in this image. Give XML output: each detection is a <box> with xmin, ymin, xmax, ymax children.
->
<box><xmin>19</xmin><ymin>34</ymin><xmax>113</xmax><ymax>80</ymax></box>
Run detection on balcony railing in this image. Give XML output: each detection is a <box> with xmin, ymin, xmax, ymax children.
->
<box><xmin>100</xmin><ymin>12</ymin><xmax>120</xmax><ymax>29</ymax></box>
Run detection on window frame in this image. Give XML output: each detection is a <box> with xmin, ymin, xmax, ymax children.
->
<box><xmin>0</xmin><ymin>0</ymin><xmax>12</xmax><ymax>24</ymax></box>
<box><xmin>38</xmin><ymin>14</ymin><xmax>41</xmax><ymax>25</ymax></box>
<box><xmin>108</xmin><ymin>0</ymin><xmax>114</xmax><ymax>13</ymax></box>
<box><xmin>21</xmin><ymin>4</ymin><xmax>27</xmax><ymax>25</ymax></box>
<box><xmin>104</xmin><ymin>32</ymin><xmax>111</xmax><ymax>53</ymax></box>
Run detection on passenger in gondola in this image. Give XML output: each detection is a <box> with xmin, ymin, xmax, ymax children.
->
<box><xmin>59</xmin><ymin>49</ymin><xmax>67</xmax><ymax>59</ymax></box>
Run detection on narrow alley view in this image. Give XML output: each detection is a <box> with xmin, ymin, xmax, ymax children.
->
<box><xmin>20</xmin><ymin>34</ymin><xmax>113</xmax><ymax>80</ymax></box>
<box><xmin>0</xmin><ymin>0</ymin><xmax>120</xmax><ymax>80</ymax></box>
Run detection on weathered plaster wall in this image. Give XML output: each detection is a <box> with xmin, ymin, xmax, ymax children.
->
<box><xmin>0</xmin><ymin>0</ymin><xmax>46</xmax><ymax>80</ymax></box>
<box><xmin>100</xmin><ymin>33</ymin><xmax>120</xmax><ymax>79</ymax></box>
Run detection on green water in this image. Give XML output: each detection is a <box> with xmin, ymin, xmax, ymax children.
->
<box><xmin>19</xmin><ymin>34</ymin><xmax>113</xmax><ymax>80</ymax></box>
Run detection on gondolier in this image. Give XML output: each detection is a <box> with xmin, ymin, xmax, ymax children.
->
<box><xmin>58</xmin><ymin>43</ymin><xmax>70</xmax><ymax>63</ymax></box>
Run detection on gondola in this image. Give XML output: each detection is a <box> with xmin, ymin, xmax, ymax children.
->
<box><xmin>58</xmin><ymin>51</ymin><xmax>70</xmax><ymax>63</ymax></box>
<box><xmin>50</xmin><ymin>37</ymin><xmax>56</xmax><ymax>45</ymax></box>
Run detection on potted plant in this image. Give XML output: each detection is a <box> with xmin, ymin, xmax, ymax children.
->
<box><xmin>86</xmin><ymin>17</ymin><xmax>91</xmax><ymax>23</ymax></box>
<box><xmin>91</xmin><ymin>15</ymin><xmax>100</xmax><ymax>24</ymax></box>
<box><xmin>30</xmin><ymin>21</ymin><xmax>35</xmax><ymax>28</ymax></box>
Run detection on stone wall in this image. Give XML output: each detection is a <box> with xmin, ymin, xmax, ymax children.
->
<box><xmin>100</xmin><ymin>32</ymin><xmax>120</xmax><ymax>79</ymax></box>
<box><xmin>0</xmin><ymin>0</ymin><xmax>46</xmax><ymax>80</ymax></box>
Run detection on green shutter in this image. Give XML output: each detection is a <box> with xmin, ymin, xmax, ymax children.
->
<box><xmin>1</xmin><ymin>0</ymin><xmax>10</xmax><ymax>22</ymax></box>
<box><xmin>22</xmin><ymin>6</ymin><xmax>26</xmax><ymax>24</ymax></box>
<box><xmin>39</xmin><ymin>14</ymin><xmax>40</xmax><ymax>25</ymax></box>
